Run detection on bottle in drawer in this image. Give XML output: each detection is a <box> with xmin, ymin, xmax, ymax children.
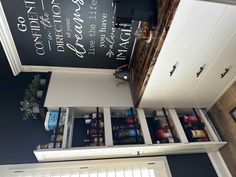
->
<box><xmin>180</xmin><ymin>115</ymin><xmax>210</xmax><ymax>142</ymax></box>
<box><xmin>118</xmin><ymin>129</ymin><xmax>139</xmax><ymax>137</ymax></box>
<box><xmin>154</xmin><ymin>110</ymin><xmax>165</xmax><ymax>117</ymax></box>
<box><xmin>193</xmin><ymin>137</ymin><xmax>209</xmax><ymax>142</ymax></box>
<box><xmin>145</xmin><ymin>110</ymin><xmax>180</xmax><ymax>144</ymax></box>
<box><xmin>157</xmin><ymin>137</ymin><xmax>179</xmax><ymax>144</ymax></box>
<box><xmin>155</xmin><ymin>127</ymin><xmax>173</xmax><ymax>139</ymax></box>
<box><xmin>84</xmin><ymin>137</ymin><xmax>104</xmax><ymax>146</ymax></box>
<box><xmin>186</xmin><ymin>129</ymin><xmax>207</xmax><ymax>139</ymax></box>
<box><xmin>183</xmin><ymin>115</ymin><xmax>199</xmax><ymax>124</ymax></box>
<box><xmin>184</xmin><ymin>122</ymin><xmax>205</xmax><ymax>129</ymax></box>
<box><xmin>114</xmin><ymin>136</ymin><xmax>144</xmax><ymax>145</ymax></box>
<box><xmin>153</xmin><ymin>117</ymin><xmax>169</xmax><ymax>129</ymax></box>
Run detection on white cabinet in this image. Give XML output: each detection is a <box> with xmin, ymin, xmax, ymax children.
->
<box><xmin>140</xmin><ymin>1</ymin><xmax>236</xmax><ymax>109</ymax></box>
<box><xmin>187</xmin><ymin>30</ymin><xmax>236</xmax><ymax>108</ymax></box>
<box><xmin>139</xmin><ymin>0</ymin><xmax>222</xmax><ymax>107</ymax></box>
<box><xmin>169</xmin><ymin>5</ymin><xmax>236</xmax><ymax>108</ymax></box>
<box><xmin>34</xmin><ymin>107</ymin><xmax>226</xmax><ymax>162</ymax></box>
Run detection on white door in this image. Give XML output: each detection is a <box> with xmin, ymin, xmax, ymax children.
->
<box><xmin>140</xmin><ymin>0</ymin><xmax>227</xmax><ymax>108</ymax></box>
<box><xmin>169</xmin><ymin>5</ymin><xmax>236</xmax><ymax>108</ymax></box>
<box><xmin>187</xmin><ymin>25</ymin><xmax>236</xmax><ymax>108</ymax></box>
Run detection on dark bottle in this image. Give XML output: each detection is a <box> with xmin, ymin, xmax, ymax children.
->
<box><xmin>156</xmin><ymin>137</ymin><xmax>179</xmax><ymax>144</ymax></box>
<box><xmin>153</xmin><ymin>118</ymin><xmax>161</xmax><ymax>129</ymax></box>
<box><xmin>84</xmin><ymin>139</ymin><xmax>93</xmax><ymax>143</ymax></box>
<box><xmin>113</xmin><ymin>125</ymin><xmax>120</xmax><ymax>131</ymax></box>
<box><xmin>118</xmin><ymin>129</ymin><xmax>139</xmax><ymax>137</ymax></box>
<box><xmin>113</xmin><ymin>124</ymin><xmax>141</xmax><ymax>130</ymax></box>
<box><xmin>98</xmin><ymin>142</ymin><xmax>105</xmax><ymax>146</ymax></box>
<box><xmin>113</xmin><ymin>131</ymin><xmax>119</xmax><ymax>140</ymax></box>
<box><xmin>159</xmin><ymin>118</ymin><xmax>169</xmax><ymax>128</ymax></box>
<box><xmin>131</xmin><ymin>124</ymin><xmax>141</xmax><ymax>129</ymax></box>
<box><xmin>89</xmin><ymin>128</ymin><xmax>97</xmax><ymax>135</ymax></box>
<box><xmin>153</xmin><ymin>110</ymin><xmax>165</xmax><ymax>117</ymax></box>
<box><xmin>91</xmin><ymin>121</ymin><xmax>97</xmax><ymax>127</ymax></box>
<box><xmin>116</xmin><ymin>136</ymin><xmax>144</xmax><ymax>145</ymax></box>
<box><xmin>85</xmin><ymin>118</ymin><xmax>92</xmax><ymax>124</ymax></box>
<box><xmin>155</xmin><ymin>128</ymin><xmax>172</xmax><ymax>139</ymax></box>
<box><xmin>127</xmin><ymin>108</ymin><xmax>133</xmax><ymax>117</ymax></box>
<box><xmin>193</xmin><ymin>137</ymin><xmax>209</xmax><ymax>142</ymax></box>
<box><xmin>183</xmin><ymin>115</ymin><xmax>200</xmax><ymax>124</ymax></box>
<box><xmin>99</xmin><ymin>121</ymin><xmax>104</xmax><ymax>128</ymax></box>
<box><xmin>126</xmin><ymin>116</ymin><xmax>135</xmax><ymax>124</ymax></box>
<box><xmin>184</xmin><ymin>122</ymin><xmax>205</xmax><ymax>129</ymax></box>
<box><xmin>84</xmin><ymin>137</ymin><xmax>98</xmax><ymax>144</ymax></box>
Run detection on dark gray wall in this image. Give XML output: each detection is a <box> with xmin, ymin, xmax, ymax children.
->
<box><xmin>167</xmin><ymin>154</ymin><xmax>218</xmax><ymax>177</ymax></box>
<box><xmin>0</xmin><ymin>43</ymin><xmax>50</xmax><ymax>165</ymax></box>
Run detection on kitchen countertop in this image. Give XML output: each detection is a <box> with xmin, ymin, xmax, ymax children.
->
<box><xmin>129</xmin><ymin>0</ymin><xmax>180</xmax><ymax>107</ymax></box>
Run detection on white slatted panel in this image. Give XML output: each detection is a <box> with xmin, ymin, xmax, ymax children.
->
<box><xmin>3</xmin><ymin>163</ymin><xmax>169</xmax><ymax>177</ymax></box>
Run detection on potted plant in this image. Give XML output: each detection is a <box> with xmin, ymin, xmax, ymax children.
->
<box><xmin>31</xmin><ymin>74</ymin><xmax>44</xmax><ymax>98</ymax></box>
<box><xmin>40</xmin><ymin>78</ymin><xmax>47</xmax><ymax>86</ymax></box>
<box><xmin>20</xmin><ymin>74</ymin><xmax>44</xmax><ymax>120</ymax></box>
<box><xmin>20</xmin><ymin>99</ymin><xmax>38</xmax><ymax>120</ymax></box>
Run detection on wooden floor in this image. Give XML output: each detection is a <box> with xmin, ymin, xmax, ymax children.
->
<box><xmin>208</xmin><ymin>81</ymin><xmax>236</xmax><ymax>176</ymax></box>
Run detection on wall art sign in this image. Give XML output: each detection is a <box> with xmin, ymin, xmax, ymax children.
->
<box><xmin>1</xmin><ymin>0</ymin><xmax>138</xmax><ymax>69</ymax></box>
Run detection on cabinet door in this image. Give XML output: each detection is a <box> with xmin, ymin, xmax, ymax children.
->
<box><xmin>140</xmin><ymin>0</ymin><xmax>227</xmax><ymax>108</ymax></box>
<box><xmin>187</xmin><ymin>29</ymin><xmax>236</xmax><ymax>108</ymax></box>
<box><xmin>169</xmin><ymin>5</ymin><xmax>236</xmax><ymax>108</ymax></box>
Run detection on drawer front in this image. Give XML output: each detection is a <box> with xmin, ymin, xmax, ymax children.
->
<box><xmin>187</xmin><ymin>29</ymin><xmax>236</xmax><ymax>108</ymax></box>
<box><xmin>169</xmin><ymin>5</ymin><xmax>236</xmax><ymax>108</ymax></box>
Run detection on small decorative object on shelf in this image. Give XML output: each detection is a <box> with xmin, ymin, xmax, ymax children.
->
<box><xmin>44</xmin><ymin>111</ymin><xmax>59</xmax><ymax>131</ymax></box>
<box><xmin>134</xmin><ymin>22</ymin><xmax>152</xmax><ymax>43</ymax></box>
<box><xmin>36</xmin><ymin>142</ymin><xmax>54</xmax><ymax>150</ymax></box>
<box><xmin>113</xmin><ymin>64</ymin><xmax>134</xmax><ymax>83</ymax></box>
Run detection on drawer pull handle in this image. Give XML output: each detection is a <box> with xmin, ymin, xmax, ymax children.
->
<box><xmin>221</xmin><ymin>67</ymin><xmax>230</xmax><ymax>78</ymax></box>
<box><xmin>196</xmin><ymin>66</ymin><xmax>204</xmax><ymax>78</ymax></box>
<box><xmin>170</xmin><ymin>65</ymin><xmax>177</xmax><ymax>76</ymax></box>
